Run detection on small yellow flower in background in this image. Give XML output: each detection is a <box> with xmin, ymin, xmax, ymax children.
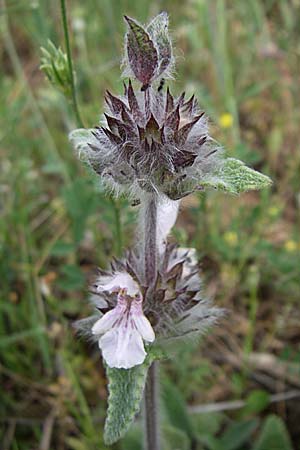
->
<box><xmin>219</xmin><ymin>113</ymin><xmax>233</xmax><ymax>129</ymax></box>
<box><xmin>284</xmin><ymin>240</ymin><xmax>297</xmax><ymax>252</ymax></box>
<box><xmin>268</xmin><ymin>206</ymin><xmax>280</xmax><ymax>217</ymax></box>
<box><xmin>224</xmin><ymin>231</ymin><xmax>238</xmax><ymax>246</ymax></box>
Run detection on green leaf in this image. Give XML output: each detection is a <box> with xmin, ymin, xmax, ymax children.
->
<box><xmin>104</xmin><ymin>354</ymin><xmax>154</xmax><ymax>445</ymax></box>
<box><xmin>162</xmin><ymin>424</ymin><xmax>190</xmax><ymax>450</ymax></box>
<box><xmin>193</xmin><ymin>412</ymin><xmax>224</xmax><ymax>440</ymax></box>
<box><xmin>121</xmin><ymin>421</ymin><xmax>191</xmax><ymax>450</ymax></box>
<box><xmin>192</xmin><ymin>412</ymin><xmax>224</xmax><ymax>450</ymax></box>
<box><xmin>252</xmin><ymin>415</ymin><xmax>293</xmax><ymax>450</ymax></box>
<box><xmin>199</xmin><ymin>434</ymin><xmax>221</xmax><ymax>450</ymax></box>
<box><xmin>121</xmin><ymin>423</ymin><xmax>143</xmax><ymax>450</ymax></box>
<box><xmin>243</xmin><ymin>389</ymin><xmax>270</xmax><ymax>414</ymax></box>
<box><xmin>162</xmin><ymin>377</ymin><xmax>196</xmax><ymax>442</ymax></box>
<box><xmin>202</xmin><ymin>158</ymin><xmax>272</xmax><ymax>194</ymax></box>
<box><xmin>219</xmin><ymin>419</ymin><xmax>259</xmax><ymax>450</ymax></box>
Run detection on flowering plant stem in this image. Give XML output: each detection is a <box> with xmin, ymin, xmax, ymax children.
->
<box><xmin>142</xmin><ymin>194</ymin><xmax>160</xmax><ymax>450</ymax></box>
<box><xmin>144</xmin><ymin>361</ymin><xmax>160</xmax><ymax>450</ymax></box>
<box><xmin>60</xmin><ymin>0</ymin><xmax>84</xmax><ymax>128</ymax></box>
<box><xmin>144</xmin><ymin>195</ymin><xmax>158</xmax><ymax>286</ymax></box>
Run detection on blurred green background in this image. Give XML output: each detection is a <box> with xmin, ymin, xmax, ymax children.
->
<box><xmin>1</xmin><ymin>0</ymin><xmax>300</xmax><ymax>449</ymax></box>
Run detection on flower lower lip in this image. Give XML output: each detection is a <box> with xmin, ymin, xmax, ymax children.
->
<box><xmin>91</xmin><ymin>274</ymin><xmax>155</xmax><ymax>369</ymax></box>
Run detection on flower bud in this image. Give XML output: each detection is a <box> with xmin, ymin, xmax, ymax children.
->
<box><xmin>40</xmin><ymin>40</ymin><xmax>72</xmax><ymax>97</ymax></box>
<box><xmin>123</xmin><ymin>12</ymin><xmax>173</xmax><ymax>89</ymax></box>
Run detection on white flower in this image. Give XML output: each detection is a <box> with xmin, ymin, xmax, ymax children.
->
<box><xmin>95</xmin><ymin>271</ymin><xmax>140</xmax><ymax>296</ymax></box>
<box><xmin>92</xmin><ymin>273</ymin><xmax>155</xmax><ymax>369</ymax></box>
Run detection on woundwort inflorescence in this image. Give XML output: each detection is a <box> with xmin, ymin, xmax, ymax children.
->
<box><xmin>69</xmin><ymin>12</ymin><xmax>271</xmax><ymax>445</ymax></box>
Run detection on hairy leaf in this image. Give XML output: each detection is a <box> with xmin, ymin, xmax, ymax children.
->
<box><xmin>162</xmin><ymin>378</ymin><xmax>196</xmax><ymax>443</ymax></box>
<box><xmin>104</xmin><ymin>354</ymin><xmax>153</xmax><ymax>445</ymax></box>
<box><xmin>202</xmin><ymin>158</ymin><xmax>272</xmax><ymax>194</ymax></box>
<box><xmin>147</xmin><ymin>12</ymin><xmax>172</xmax><ymax>77</ymax></box>
<box><xmin>69</xmin><ymin>128</ymin><xmax>98</xmax><ymax>159</ymax></box>
<box><xmin>219</xmin><ymin>419</ymin><xmax>259</xmax><ymax>450</ymax></box>
<box><xmin>162</xmin><ymin>424</ymin><xmax>190</xmax><ymax>450</ymax></box>
<box><xmin>124</xmin><ymin>16</ymin><xmax>158</xmax><ymax>87</ymax></box>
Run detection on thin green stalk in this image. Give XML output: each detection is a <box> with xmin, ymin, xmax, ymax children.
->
<box><xmin>60</xmin><ymin>0</ymin><xmax>84</xmax><ymax>128</ymax></box>
<box><xmin>19</xmin><ymin>215</ymin><xmax>51</xmax><ymax>374</ymax></box>
<box><xmin>0</xmin><ymin>0</ymin><xmax>71</xmax><ymax>185</ymax></box>
<box><xmin>63</xmin><ymin>355</ymin><xmax>95</xmax><ymax>433</ymax></box>
<box><xmin>215</xmin><ymin>0</ymin><xmax>240</xmax><ymax>144</ymax></box>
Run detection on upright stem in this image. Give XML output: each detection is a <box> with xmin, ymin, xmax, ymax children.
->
<box><xmin>144</xmin><ymin>88</ymin><xmax>150</xmax><ymax>120</ymax></box>
<box><xmin>144</xmin><ymin>195</ymin><xmax>158</xmax><ymax>286</ymax></box>
<box><xmin>112</xmin><ymin>197</ymin><xmax>122</xmax><ymax>256</ymax></box>
<box><xmin>144</xmin><ymin>362</ymin><xmax>160</xmax><ymax>450</ymax></box>
<box><xmin>142</xmin><ymin>194</ymin><xmax>160</xmax><ymax>450</ymax></box>
<box><xmin>60</xmin><ymin>0</ymin><xmax>84</xmax><ymax>128</ymax></box>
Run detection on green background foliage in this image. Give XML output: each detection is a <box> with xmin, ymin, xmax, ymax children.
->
<box><xmin>1</xmin><ymin>0</ymin><xmax>300</xmax><ymax>448</ymax></box>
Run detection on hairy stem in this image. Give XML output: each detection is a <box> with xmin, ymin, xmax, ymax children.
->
<box><xmin>111</xmin><ymin>197</ymin><xmax>122</xmax><ymax>256</ymax></box>
<box><xmin>144</xmin><ymin>195</ymin><xmax>158</xmax><ymax>286</ymax></box>
<box><xmin>142</xmin><ymin>194</ymin><xmax>160</xmax><ymax>450</ymax></box>
<box><xmin>60</xmin><ymin>0</ymin><xmax>84</xmax><ymax>128</ymax></box>
<box><xmin>144</xmin><ymin>361</ymin><xmax>160</xmax><ymax>450</ymax></box>
<box><xmin>144</xmin><ymin>88</ymin><xmax>150</xmax><ymax>120</ymax></box>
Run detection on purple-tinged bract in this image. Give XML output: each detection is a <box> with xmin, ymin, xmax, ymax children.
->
<box><xmin>71</xmin><ymin>83</ymin><xmax>221</xmax><ymax>200</ymax></box>
<box><xmin>123</xmin><ymin>13</ymin><xmax>173</xmax><ymax>89</ymax></box>
<box><xmin>76</xmin><ymin>244</ymin><xmax>222</xmax><ymax>351</ymax></box>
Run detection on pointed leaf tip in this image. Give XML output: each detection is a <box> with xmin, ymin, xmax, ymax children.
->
<box><xmin>125</xmin><ymin>16</ymin><xmax>158</xmax><ymax>87</ymax></box>
<box><xmin>147</xmin><ymin>12</ymin><xmax>173</xmax><ymax>77</ymax></box>
<box><xmin>253</xmin><ymin>415</ymin><xmax>293</xmax><ymax>450</ymax></box>
<box><xmin>201</xmin><ymin>158</ymin><xmax>272</xmax><ymax>194</ymax></box>
<box><xmin>127</xmin><ymin>79</ymin><xmax>142</xmax><ymax>121</ymax></box>
<box><xmin>176</xmin><ymin>112</ymin><xmax>205</xmax><ymax>144</ymax></box>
